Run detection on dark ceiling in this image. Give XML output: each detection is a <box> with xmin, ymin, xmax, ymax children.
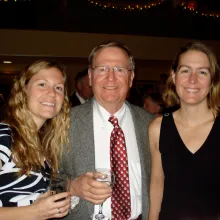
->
<box><xmin>0</xmin><ymin>0</ymin><xmax>220</xmax><ymax>40</ymax></box>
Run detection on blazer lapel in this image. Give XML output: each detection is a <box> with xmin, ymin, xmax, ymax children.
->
<box><xmin>128</xmin><ymin>103</ymin><xmax>147</xmax><ymax>179</ymax></box>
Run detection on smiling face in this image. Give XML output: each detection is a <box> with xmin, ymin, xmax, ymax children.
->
<box><xmin>172</xmin><ymin>50</ymin><xmax>212</xmax><ymax>107</ymax></box>
<box><xmin>88</xmin><ymin>47</ymin><xmax>134</xmax><ymax>113</ymax></box>
<box><xmin>26</xmin><ymin>67</ymin><xmax>65</xmax><ymax>129</ymax></box>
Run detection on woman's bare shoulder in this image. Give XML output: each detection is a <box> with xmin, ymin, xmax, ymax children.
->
<box><xmin>148</xmin><ymin>116</ymin><xmax>163</xmax><ymax>151</ymax></box>
<box><xmin>149</xmin><ymin>115</ymin><xmax>163</xmax><ymax>131</ymax></box>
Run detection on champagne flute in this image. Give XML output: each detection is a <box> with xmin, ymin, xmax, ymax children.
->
<box><xmin>94</xmin><ymin>168</ymin><xmax>114</xmax><ymax>220</ymax></box>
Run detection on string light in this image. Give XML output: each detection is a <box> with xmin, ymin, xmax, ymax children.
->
<box><xmin>180</xmin><ymin>1</ymin><xmax>220</xmax><ymax>19</ymax></box>
<box><xmin>0</xmin><ymin>0</ymin><xmax>31</xmax><ymax>2</ymax></box>
<box><xmin>88</xmin><ymin>0</ymin><xmax>165</xmax><ymax>11</ymax></box>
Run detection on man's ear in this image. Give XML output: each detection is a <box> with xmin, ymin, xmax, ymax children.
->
<box><xmin>129</xmin><ymin>71</ymin><xmax>135</xmax><ymax>88</ymax></box>
<box><xmin>156</xmin><ymin>105</ymin><xmax>161</xmax><ymax>113</ymax></box>
<box><xmin>88</xmin><ymin>68</ymin><xmax>92</xmax><ymax>86</ymax></box>
<box><xmin>77</xmin><ymin>81</ymin><xmax>82</xmax><ymax>91</ymax></box>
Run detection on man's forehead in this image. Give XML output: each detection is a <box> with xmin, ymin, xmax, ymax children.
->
<box><xmin>95</xmin><ymin>47</ymin><xmax>128</xmax><ymax>59</ymax></box>
<box><xmin>93</xmin><ymin>55</ymin><xmax>130</xmax><ymax>68</ymax></box>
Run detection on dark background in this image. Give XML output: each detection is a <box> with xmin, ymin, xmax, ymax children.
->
<box><xmin>0</xmin><ymin>0</ymin><xmax>220</xmax><ymax>40</ymax></box>
<box><xmin>0</xmin><ymin>0</ymin><xmax>220</xmax><ymax>103</ymax></box>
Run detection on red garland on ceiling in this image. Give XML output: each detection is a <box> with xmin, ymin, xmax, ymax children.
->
<box><xmin>187</xmin><ymin>0</ymin><xmax>196</xmax><ymax>10</ymax></box>
<box><xmin>88</xmin><ymin>0</ymin><xmax>220</xmax><ymax>18</ymax></box>
<box><xmin>180</xmin><ymin>1</ymin><xmax>220</xmax><ymax>18</ymax></box>
<box><xmin>87</xmin><ymin>0</ymin><xmax>165</xmax><ymax>11</ymax></box>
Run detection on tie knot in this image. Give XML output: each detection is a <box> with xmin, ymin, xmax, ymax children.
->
<box><xmin>108</xmin><ymin>116</ymin><xmax>119</xmax><ymax>128</ymax></box>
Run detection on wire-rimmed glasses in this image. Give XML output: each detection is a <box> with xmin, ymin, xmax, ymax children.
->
<box><xmin>92</xmin><ymin>66</ymin><xmax>132</xmax><ymax>76</ymax></box>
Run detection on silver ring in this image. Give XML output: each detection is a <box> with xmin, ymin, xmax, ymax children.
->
<box><xmin>58</xmin><ymin>208</ymin><xmax>61</xmax><ymax>214</ymax></box>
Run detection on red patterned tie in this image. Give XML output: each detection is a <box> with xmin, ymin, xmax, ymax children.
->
<box><xmin>109</xmin><ymin>115</ymin><xmax>131</xmax><ymax>220</ymax></box>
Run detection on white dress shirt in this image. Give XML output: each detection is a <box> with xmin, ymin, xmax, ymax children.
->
<box><xmin>93</xmin><ymin>100</ymin><xmax>142</xmax><ymax>219</ymax></box>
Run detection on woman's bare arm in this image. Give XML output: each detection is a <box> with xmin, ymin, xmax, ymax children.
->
<box><xmin>148</xmin><ymin>117</ymin><xmax>164</xmax><ymax>220</ymax></box>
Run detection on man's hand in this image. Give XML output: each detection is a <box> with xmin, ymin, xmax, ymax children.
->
<box><xmin>70</xmin><ymin>172</ymin><xmax>112</xmax><ymax>204</ymax></box>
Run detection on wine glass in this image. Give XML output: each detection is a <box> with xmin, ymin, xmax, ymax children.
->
<box><xmin>48</xmin><ymin>172</ymin><xmax>71</xmax><ymax>201</ymax></box>
<box><xmin>94</xmin><ymin>168</ymin><xmax>114</xmax><ymax>220</ymax></box>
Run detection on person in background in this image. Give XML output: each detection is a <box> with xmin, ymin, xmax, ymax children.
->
<box><xmin>149</xmin><ymin>42</ymin><xmax>220</xmax><ymax>220</ymax></box>
<box><xmin>156</xmin><ymin>73</ymin><xmax>169</xmax><ymax>95</ymax></box>
<box><xmin>143</xmin><ymin>93</ymin><xmax>164</xmax><ymax>116</ymax></box>
<box><xmin>126</xmin><ymin>86</ymin><xmax>143</xmax><ymax>107</ymax></box>
<box><xmin>0</xmin><ymin>60</ymin><xmax>71</xmax><ymax>220</ymax></box>
<box><xmin>69</xmin><ymin>68</ymin><xmax>93</xmax><ymax>107</ymax></box>
<box><xmin>61</xmin><ymin>40</ymin><xmax>154</xmax><ymax>220</ymax></box>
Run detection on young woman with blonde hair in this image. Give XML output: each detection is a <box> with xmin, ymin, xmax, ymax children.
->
<box><xmin>0</xmin><ymin>60</ymin><xmax>71</xmax><ymax>219</ymax></box>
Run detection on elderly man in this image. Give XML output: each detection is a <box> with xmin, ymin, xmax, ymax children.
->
<box><xmin>61</xmin><ymin>41</ymin><xmax>154</xmax><ymax>220</ymax></box>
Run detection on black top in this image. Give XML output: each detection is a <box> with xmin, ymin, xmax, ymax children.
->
<box><xmin>0</xmin><ymin>123</ymin><xmax>51</xmax><ymax>207</ymax></box>
<box><xmin>159</xmin><ymin>113</ymin><xmax>220</xmax><ymax>220</ymax></box>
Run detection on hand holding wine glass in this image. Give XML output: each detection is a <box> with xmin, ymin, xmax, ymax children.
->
<box><xmin>94</xmin><ymin>168</ymin><xmax>115</xmax><ymax>220</ymax></box>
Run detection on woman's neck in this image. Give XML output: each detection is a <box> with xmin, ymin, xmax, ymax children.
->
<box><xmin>175</xmin><ymin>104</ymin><xmax>214</xmax><ymax>126</ymax></box>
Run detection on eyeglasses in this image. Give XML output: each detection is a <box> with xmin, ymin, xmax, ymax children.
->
<box><xmin>92</xmin><ymin>66</ymin><xmax>132</xmax><ymax>76</ymax></box>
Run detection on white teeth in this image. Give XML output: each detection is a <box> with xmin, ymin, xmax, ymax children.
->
<box><xmin>104</xmin><ymin>86</ymin><xmax>115</xmax><ymax>89</ymax></box>
<box><xmin>185</xmin><ymin>88</ymin><xmax>199</xmax><ymax>93</ymax></box>
<box><xmin>41</xmin><ymin>102</ymin><xmax>55</xmax><ymax>106</ymax></box>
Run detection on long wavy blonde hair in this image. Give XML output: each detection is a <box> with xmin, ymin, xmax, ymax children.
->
<box><xmin>4</xmin><ymin>60</ymin><xmax>70</xmax><ymax>175</ymax></box>
<box><xmin>163</xmin><ymin>42</ymin><xmax>220</xmax><ymax>116</ymax></box>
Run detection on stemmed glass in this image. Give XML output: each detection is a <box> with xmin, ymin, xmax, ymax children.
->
<box><xmin>94</xmin><ymin>168</ymin><xmax>115</xmax><ymax>220</ymax></box>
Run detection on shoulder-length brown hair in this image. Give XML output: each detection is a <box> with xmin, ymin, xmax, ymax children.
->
<box><xmin>163</xmin><ymin>42</ymin><xmax>220</xmax><ymax>116</ymax></box>
<box><xmin>4</xmin><ymin>60</ymin><xmax>70</xmax><ymax>175</ymax></box>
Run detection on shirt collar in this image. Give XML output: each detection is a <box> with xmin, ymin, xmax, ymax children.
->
<box><xmin>93</xmin><ymin>99</ymin><xmax>126</xmax><ymax>126</ymax></box>
<box><xmin>76</xmin><ymin>92</ymin><xmax>86</xmax><ymax>104</ymax></box>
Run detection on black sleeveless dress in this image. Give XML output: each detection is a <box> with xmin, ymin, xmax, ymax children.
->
<box><xmin>159</xmin><ymin>113</ymin><xmax>220</xmax><ymax>220</ymax></box>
